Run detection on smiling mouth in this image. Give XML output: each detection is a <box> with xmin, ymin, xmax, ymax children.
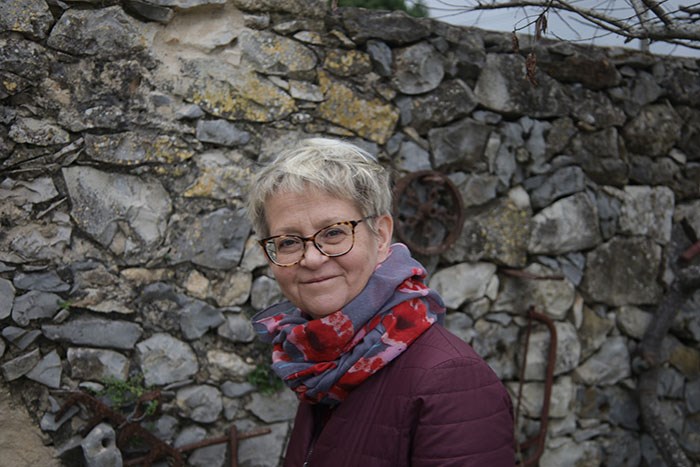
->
<box><xmin>303</xmin><ymin>276</ymin><xmax>335</xmax><ymax>284</ymax></box>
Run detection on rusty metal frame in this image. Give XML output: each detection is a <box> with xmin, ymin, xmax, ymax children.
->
<box><xmin>514</xmin><ymin>305</ymin><xmax>557</xmax><ymax>467</ymax></box>
<box><xmin>55</xmin><ymin>390</ymin><xmax>270</xmax><ymax>467</ymax></box>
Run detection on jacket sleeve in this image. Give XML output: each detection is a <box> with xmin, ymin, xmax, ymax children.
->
<box><xmin>409</xmin><ymin>355</ymin><xmax>516</xmax><ymax>467</ymax></box>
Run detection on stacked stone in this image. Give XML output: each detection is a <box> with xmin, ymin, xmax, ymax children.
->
<box><xmin>0</xmin><ymin>0</ymin><xmax>699</xmax><ymax>465</ymax></box>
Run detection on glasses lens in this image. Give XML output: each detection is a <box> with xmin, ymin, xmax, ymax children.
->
<box><xmin>316</xmin><ymin>222</ymin><xmax>354</xmax><ymax>256</ymax></box>
<box><xmin>268</xmin><ymin>236</ymin><xmax>304</xmax><ymax>265</ymax></box>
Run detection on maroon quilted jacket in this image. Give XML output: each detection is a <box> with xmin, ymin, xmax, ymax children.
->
<box><xmin>282</xmin><ymin>324</ymin><xmax>516</xmax><ymax>466</ymax></box>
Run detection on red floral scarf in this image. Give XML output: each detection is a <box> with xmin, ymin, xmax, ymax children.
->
<box><xmin>252</xmin><ymin>243</ymin><xmax>445</xmax><ymax>405</ymax></box>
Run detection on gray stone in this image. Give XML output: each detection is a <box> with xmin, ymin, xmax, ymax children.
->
<box><xmin>574</xmin><ymin>336</ymin><xmax>631</xmax><ymax>385</ymax></box>
<box><xmin>196</xmin><ymin>120</ymin><xmax>251</xmax><ymax>147</ymax></box>
<box><xmin>231</xmin><ymin>0</ymin><xmax>326</xmax><ymax>17</ymax></box>
<box><xmin>506</xmin><ymin>375</ymin><xmax>574</xmax><ymax>418</ymax></box>
<box><xmin>407</xmin><ymin>79</ymin><xmax>478</xmax><ymax>135</ymax></box>
<box><xmin>167</xmin><ymin>208</ymin><xmax>250</xmax><ymax>270</ymax></box>
<box><xmin>188</xmin><ymin>443</ymin><xmax>226</xmax><ymax>467</ymax></box>
<box><xmin>393</xmin><ymin>139</ymin><xmax>431</xmax><ymax>172</ymax></box>
<box><xmin>616</xmin><ymin>305</ymin><xmax>652</xmax><ymax>340</ymax></box>
<box><xmin>239</xmin><ymin>30</ymin><xmax>316</xmax><ymax>76</ymax></box>
<box><xmin>539</xmin><ymin>438</ymin><xmax>601</xmax><ymax>467</ymax></box>
<box><xmin>42</xmin><ymin>318</ymin><xmax>143</xmax><ymax>350</ymax></box>
<box><xmin>428</xmin><ymin>118</ymin><xmax>492</xmax><ymax>171</ymax></box>
<box><xmin>221</xmin><ymin>381</ymin><xmax>255</xmax><ymax>398</ymax></box>
<box><xmin>444</xmin><ymin>197</ymin><xmax>530</xmax><ymax>268</ymax></box>
<box><xmin>570</xmin><ymin>128</ymin><xmax>626</xmax><ymax>186</ymax></box>
<box><xmin>137</xmin><ymin>333</ymin><xmax>198</xmax><ymax>387</ymax></box>
<box><xmin>9</xmin><ymin>118</ymin><xmax>70</xmax><ymax>146</ymax></box>
<box><xmin>81</xmin><ymin>423</ymin><xmax>122</xmax><ymax>467</ymax></box>
<box><xmin>339</xmin><ymin>8</ymin><xmax>431</xmax><ymax>45</ymax></box>
<box><xmin>26</xmin><ymin>350</ymin><xmax>62</xmax><ymax>389</ymax></box>
<box><xmin>236</xmin><ymin>421</ymin><xmax>289</xmax><ymax>467</ymax></box>
<box><xmin>245</xmin><ymin>390</ymin><xmax>298</xmax><ymax>423</ymax></box>
<box><xmin>183</xmin><ymin>58</ymin><xmax>296</xmax><ymax>123</ymax></box>
<box><xmin>176</xmin><ymin>385</ymin><xmax>222</xmax><ymax>423</ymax></box>
<box><xmin>526</xmin><ymin>166</ymin><xmax>586</xmax><ymax>210</ymax></box>
<box><xmin>581</xmin><ymin>237</ymin><xmax>663</xmax><ymax>306</ymax></box>
<box><xmin>578</xmin><ymin>306</ymin><xmax>615</xmax><ymax>360</ymax></box>
<box><xmin>571</xmin><ymin>88</ymin><xmax>626</xmax><ymax>130</ymax></box>
<box><xmin>392</xmin><ymin>42</ymin><xmax>444</xmax><ymax>95</ymax></box>
<box><xmin>528</xmin><ymin>192</ymin><xmax>602</xmax><ymax>255</ymax></box>
<box><xmin>0</xmin><ymin>177</ymin><xmax>58</xmax><ymax>205</ymax></box>
<box><xmin>1</xmin><ymin>348</ymin><xmax>40</xmax><ymax>381</ymax></box>
<box><xmin>123</xmin><ymin>0</ymin><xmax>174</xmax><ymax>23</ymax></box>
<box><xmin>206</xmin><ymin>350</ymin><xmax>255</xmax><ymax>381</ymax></box>
<box><xmin>47</xmin><ymin>6</ymin><xmax>149</xmax><ymax>59</ymax></box>
<box><xmin>0</xmin><ymin>0</ymin><xmax>53</xmax><ymax>39</ymax></box>
<box><xmin>62</xmin><ymin>166</ymin><xmax>172</xmax><ymax>263</ymax></box>
<box><xmin>149</xmin><ymin>415</ymin><xmax>179</xmax><ymax>444</ymax></box>
<box><xmin>171</xmin><ymin>295</ymin><xmax>224</xmax><ymax>340</ymax></box>
<box><xmin>537</xmin><ymin>45</ymin><xmax>621</xmax><ymax>90</ymax></box>
<box><xmin>366</xmin><ymin>40</ymin><xmax>392</xmax><ymax>77</ymax></box>
<box><xmin>173</xmin><ymin>425</ymin><xmax>207</xmax><ymax>448</ymax></box>
<box><xmin>84</xmin><ymin>132</ymin><xmax>194</xmax><ymax>166</ymax></box>
<box><xmin>470</xmin><ymin>320</ymin><xmax>519</xmax><ymax>379</ymax></box>
<box><xmin>622</xmin><ymin>103</ymin><xmax>682</xmax><ymax>157</ymax></box>
<box><xmin>686</xmin><ymin>378</ymin><xmax>700</xmax><ymax>414</ymax></box>
<box><xmin>1</xmin><ymin>223</ymin><xmax>72</xmax><ymax>264</ymax></box>
<box><xmin>429</xmin><ymin>262</ymin><xmax>497</xmax><ymax>310</ymax></box>
<box><xmin>657</xmin><ymin>367</ymin><xmax>686</xmax><ymax>399</ymax></box>
<box><xmin>0</xmin><ymin>278</ymin><xmax>14</xmax><ymax>320</ymax></box>
<box><xmin>13</xmin><ymin>271</ymin><xmax>70</xmax><ymax>293</ymax></box>
<box><xmin>617</xmin><ymin>185</ymin><xmax>674</xmax><ymax>244</ymax></box>
<box><xmin>2</xmin><ymin>327</ymin><xmax>42</xmax><ymax>350</ymax></box>
<box><xmin>0</xmin><ymin>36</ymin><xmax>50</xmax><ymax>83</ymax></box>
<box><xmin>601</xmin><ymin>429</ymin><xmax>642</xmax><ymax>466</ymax></box>
<box><xmin>289</xmin><ymin>80</ymin><xmax>324</xmax><ymax>102</ymax></box>
<box><xmin>67</xmin><ymin>348</ymin><xmax>130</xmax><ymax>382</ymax></box>
<box><xmin>493</xmin><ymin>263</ymin><xmax>576</xmax><ymax>320</ymax></box>
<box><xmin>522</xmin><ymin>320</ymin><xmax>581</xmax><ymax>380</ymax></box>
<box><xmin>250</xmin><ymin>275</ymin><xmax>284</xmax><ymax>311</ymax></box>
<box><xmin>139</xmin><ymin>0</ymin><xmax>226</xmax><ymax>7</ymax></box>
<box><xmin>217</xmin><ymin>313</ymin><xmax>256</xmax><ymax>343</ymax></box>
<box><xmin>474</xmin><ymin>54</ymin><xmax>571</xmax><ymax>118</ymax></box>
<box><xmin>444</xmin><ymin>312</ymin><xmax>476</xmax><ymax>345</ymax></box>
<box><xmin>450</xmin><ymin>172</ymin><xmax>499</xmax><ymax>208</ymax></box>
<box><xmin>183</xmin><ymin>150</ymin><xmax>255</xmax><ymax>201</ymax></box>
<box><xmin>12</xmin><ymin>290</ymin><xmax>62</xmax><ymax>326</ymax></box>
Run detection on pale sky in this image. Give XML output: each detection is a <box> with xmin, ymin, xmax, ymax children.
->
<box><xmin>421</xmin><ymin>0</ymin><xmax>700</xmax><ymax>58</ymax></box>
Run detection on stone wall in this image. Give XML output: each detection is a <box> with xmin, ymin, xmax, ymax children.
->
<box><xmin>1</xmin><ymin>0</ymin><xmax>699</xmax><ymax>466</ymax></box>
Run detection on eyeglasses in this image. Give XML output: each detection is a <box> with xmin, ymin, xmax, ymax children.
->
<box><xmin>259</xmin><ymin>218</ymin><xmax>368</xmax><ymax>267</ymax></box>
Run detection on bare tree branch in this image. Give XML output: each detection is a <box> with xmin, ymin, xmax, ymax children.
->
<box><xmin>428</xmin><ymin>0</ymin><xmax>700</xmax><ymax>50</ymax></box>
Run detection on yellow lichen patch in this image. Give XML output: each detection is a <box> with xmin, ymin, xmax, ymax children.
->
<box><xmin>317</xmin><ymin>71</ymin><xmax>398</xmax><ymax>144</ymax></box>
<box><xmin>2</xmin><ymin>80</ymin><xmax>18</xmax><ymax>92</ymax></box>
<box><xmin>323</xmin><ymin>49</ymin><xmax>372</xmax><ymax>77</ymax></box>
<box><xmin>184</xmin><ymin>172</ymin><xmax>217</xmax><ymax>198</ymax></box>
<box><xmin>190</xmin><ymin>80</ymin><xmax>294</xmax><ymax>122</ymax></box>
<box><xmin>147</xmin><ymin>136</ymin><xmax>194</xmax><ymax>164</ymax></box>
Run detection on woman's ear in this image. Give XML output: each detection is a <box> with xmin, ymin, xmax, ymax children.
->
<box><xmin>375</xmin><ymin>214</ymin><xmax>394</xmax><ymax>261</ymax></box>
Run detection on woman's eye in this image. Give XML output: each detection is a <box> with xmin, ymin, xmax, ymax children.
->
<box><xmin>276</xmin><ymin>238</ymin><xmax>300</xmax><ymax>251</ymax></box>
<box><xmin>320</xmin><ymin>227</ymin><xmax>348</xmax><ymax>242</ymax></box>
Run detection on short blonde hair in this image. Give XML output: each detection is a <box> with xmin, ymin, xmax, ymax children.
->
<box><xmin>247</xmin><ymin>138</ymin><xmax>392</xmax><ymax>238</ymax></box>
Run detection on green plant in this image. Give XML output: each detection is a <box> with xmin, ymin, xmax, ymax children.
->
<box><xmin>247</xmin><ymin>364</ymin><xmax>284</xmax><ymax>395</ymax></box>
<box><xmin>99</xmin><ymin>375</ymin><xmax>158</xmax><ymax>417</ymax></box>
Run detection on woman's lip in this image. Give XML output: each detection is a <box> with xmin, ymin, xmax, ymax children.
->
<box><xmin>302</xmin><ymin>275</ymin><xmax>335</xmax><ymax>284</ymax></box>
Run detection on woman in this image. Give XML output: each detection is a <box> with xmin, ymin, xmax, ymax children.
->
<box><xmin>248</xmin><ymin>138</ymin><xmax>515</xmax><ymax>466</ymax></box>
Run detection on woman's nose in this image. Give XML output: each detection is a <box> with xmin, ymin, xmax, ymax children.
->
<box><xmin>299</xmin><ymin>241</ymin><xmax>327</xmax><ymax>267</ymax></box>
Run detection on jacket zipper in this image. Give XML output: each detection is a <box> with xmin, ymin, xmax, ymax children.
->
<box><xmin>303</xmin><ymin>405</ymin><xmax>330</xmax><ymax>466</ymax></box>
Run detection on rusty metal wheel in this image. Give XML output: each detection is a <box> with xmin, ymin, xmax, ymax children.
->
<box><xmin>392</xmin><ymin>170</ymin><xmax>464</xmax><ymax>255</ymax></box>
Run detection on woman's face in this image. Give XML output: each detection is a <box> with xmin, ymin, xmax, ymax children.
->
<box><xmin>263</xmin><ymin>189</ymin><xmax>393</xmax><ymax>319</ymax></box>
